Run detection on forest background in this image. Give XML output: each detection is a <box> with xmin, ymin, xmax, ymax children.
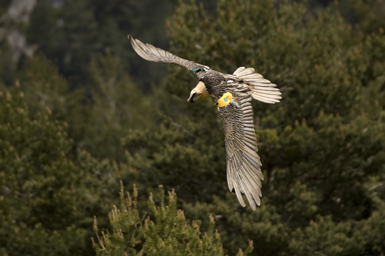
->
<box><xmin>1</xmin><ymin>0</ymin><xmax>385</xmax><ymax>255</ymax></box>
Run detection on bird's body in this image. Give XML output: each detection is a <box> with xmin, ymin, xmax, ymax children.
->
<box><xmin>128</xmin><ymin>35</ymin><xmax>281</xmax><ymax>210</ymax></box>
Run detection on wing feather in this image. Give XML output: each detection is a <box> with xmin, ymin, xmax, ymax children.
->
<box><xmin>219</xmin><ymin>95</ymin><xmax>263</xmax><ymax>210</ymax></box>
<box><xmin>233</xmin><ymin>67</ymin><xmax>246</xmax><ymax>75</ymax></box>
<box><xmin>233</xmin><ymin>176</ymin><xmax>247</xmax><ymax>207</ymax></box>
<box><xmin>128</xmin><ymin>35</ymin><xmax>207</xmax><ymax>73</ymax></box>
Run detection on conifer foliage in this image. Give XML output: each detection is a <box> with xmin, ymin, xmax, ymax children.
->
<box><xmin>0</xmin><ymin>84</ymin><xmax>119</xmax><ymax>256</ymax></box>
<box><xmin>93</xmin><ymin>184</ymin><xmax>253</xmax><ymax>256</ymax></box>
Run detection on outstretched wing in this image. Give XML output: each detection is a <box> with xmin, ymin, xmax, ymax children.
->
<box><xmin>128</xmin><ymin>35</ymin><xmax>208</xmax><ymax>73</ymax></box>
<box><xmin>218</xmin><ymin>91</ymin><xmax>263</xmax><ymax>210</ymax></box>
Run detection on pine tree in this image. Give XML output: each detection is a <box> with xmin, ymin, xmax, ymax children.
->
<box><xmin>26</xmin><ymin>0</ymin><xmax>176</xmax><ymax>89</ymax></box>
<box><xmin>14</xmin><ymin>51</ymin><xmax>153</xmax><ymax>161</ymax></box>
<box><xmin>82</xmin><ymin>51</ymin><xmax>153</xmax><ymax>160</ymax></box>
<box><xmin>93</xmin><ymin>183</ymin><xmax>253</xmax><ymax>256</ymax></box>
<box><xmin>17</xmin><ymin>53</ymin><xmax>80</xmax><ymax>121</ymax></box>
<box><xmin>0</xmin><ymin>83</ymin><xmax>130</xmax><ymax>256</ymax></box>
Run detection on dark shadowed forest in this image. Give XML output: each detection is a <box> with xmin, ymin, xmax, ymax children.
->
<box><xmin>1</xmin><ymin>0</ymin><xmax>385</xmax><ymax>255</ymax></box>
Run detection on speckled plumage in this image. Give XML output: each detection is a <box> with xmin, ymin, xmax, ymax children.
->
<box><xmin>128</xmin><ymin>35</ymin><xmax>282</xmax><ymax>210</ymax></box>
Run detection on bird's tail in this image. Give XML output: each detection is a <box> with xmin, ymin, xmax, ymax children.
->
<box><xmin>233</xmin><ymin>67</ymin><xmax>282</xmax><ymax>104</ymax></box>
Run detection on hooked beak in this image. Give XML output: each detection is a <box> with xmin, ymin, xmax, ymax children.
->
<box><xmin>187</xmin><ymin>90</ymin><xmax>201</xmax><ymax>103</ymax></box>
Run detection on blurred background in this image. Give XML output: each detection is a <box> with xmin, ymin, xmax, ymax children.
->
<box><xmin>1</xmin><ymin>0</ymin><xmax>385</xmax><ymax>255</ymax></box>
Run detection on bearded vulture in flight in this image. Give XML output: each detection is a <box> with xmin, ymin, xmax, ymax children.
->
<box><xmin>128</xmin><ymin>35</ymin><xmax>281</xmax><ymax>210</ymax></box>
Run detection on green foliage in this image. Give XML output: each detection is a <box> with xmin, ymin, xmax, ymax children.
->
<box><xmin>15</xmin><ymin>51</ymin><xmax>153</xmax><ymax>160</ymax></box>
<box><xmin>289</xmin><ymin>205</ymin><xmax>385</xmax><ymax>256</ymax></box>
<box><xmin>93</xmin><ymin>184</ymin><xmax>253</xmax><ymax>256</ymax></box>
<box><xmin>26</xmin><ymin>0</ymin><xmax>176</xmax><ymax>88</ymax></box>
<box><xmin>82</xmin><ymin>51</ymin><xmax>153</xmax><ymax>160</ymax></box>
<box><xmin>183</xmin><ymin>194</ymin><xmax>286</xmax><ymax>256</ymax></box>
<box><xmin>0</xmin><ymin>84</ymin><xmax>123</xmax><ymax>256</ymax></box>
<box><xmin>353</xmin><ymin>0</ymin><xmax>385</xmax><ymax>33</ymax></box>
<box><xmin>122</xmin><ymin>109</ymin><xmax>227</xmax><ymax>204</ymax></box>
<box><xmin>17</xmin><ymin>53</ymin><xmax>81</xmax><ymax>121</ymax></box>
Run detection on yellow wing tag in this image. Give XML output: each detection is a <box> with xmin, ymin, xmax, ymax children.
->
<box><xmin>215</xmin><ymin>92</ymin><xmax>233</xmax><ymax>107</ymax></box>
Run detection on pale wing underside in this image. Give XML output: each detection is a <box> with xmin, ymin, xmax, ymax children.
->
<box><xmin>128</xmin><ymin>35</ymin><xmax>206</xmax><ymax>72</ymax></box>
<box><xmin>219</xmin><ymin>95</ymin><xmax>263</xmax><ymax>210</ymax></box>
<box><xmin>233</xmin><ymin>67</ymin><xmax>282</xmax><ymax>104</ymax></box>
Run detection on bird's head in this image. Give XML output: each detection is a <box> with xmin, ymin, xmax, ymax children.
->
<box><xmin>187</xmin><ymin>81</ymin><xmax>210</xmax><ymax>103</ymax></box>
